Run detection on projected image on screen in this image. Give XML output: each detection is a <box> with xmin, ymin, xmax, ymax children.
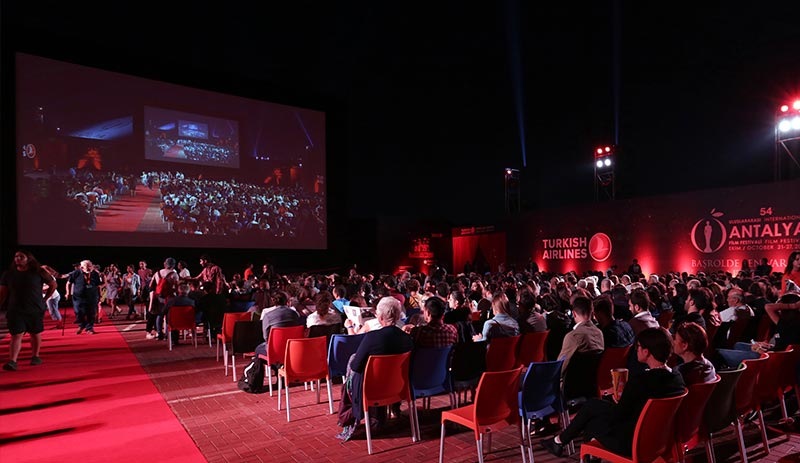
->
<box><xmin>15</xmin><ymin>53</ymin><xmax>327</xmax><ymax>250</ymax></box>
<box><xmin>144</xmin><ymin>107</ymin><xmax>239</xmax><ymax>167</ymax></box>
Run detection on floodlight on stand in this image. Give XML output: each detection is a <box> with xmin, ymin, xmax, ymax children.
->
<box><xmin>596</xmin><ymin>160</ymin><xmax>604</xmax><ymax>168</ymax></box>
<box><xmin>604</xmin><ymin>158</ymin><xmax>612</xmax><ymax>167</ymax></box>
<box><xmin>775</xmin><ymin>98</ymin><xmax>800</xmax><ymax>181</ymax></box>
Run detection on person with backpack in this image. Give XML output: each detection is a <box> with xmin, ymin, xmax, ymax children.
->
<box><xmin>146</xmin><ymin>257</ymin><xmax>179</xmax><ymax>340</ymax></box>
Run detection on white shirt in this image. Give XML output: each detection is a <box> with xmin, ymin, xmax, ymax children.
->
<box><xmin>719</xmin><ymin>305</ymin><xmax>754</xmax><ymax>323</ymax></box>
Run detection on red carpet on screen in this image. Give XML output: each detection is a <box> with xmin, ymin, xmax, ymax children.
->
<box><xmin>0</xmin><ymin>320</ymin><xmax>206</xmax><ymax>463</ymax></box>
<box><xmin>94</xmin><ymin>185</ymin><xmax>168</xmax><ymax>233</ymax></box>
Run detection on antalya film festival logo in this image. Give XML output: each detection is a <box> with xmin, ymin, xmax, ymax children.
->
<box><xmin>690</xmin><ymin>209</ymin><xmax>727</xmax><ymax>254</ymax></box>
<box><xmin>589</xmin><ymin>233</ymin><xmax>613</xmax><ymax>262</ymax></box>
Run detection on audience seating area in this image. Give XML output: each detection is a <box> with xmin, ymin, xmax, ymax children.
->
<box><xmin>26</xmin><ymin>300</ymin><xmax>791</xmax><ymax>463</ymax></box>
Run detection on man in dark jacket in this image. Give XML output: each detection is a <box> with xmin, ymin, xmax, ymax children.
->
<box><xmin>336</xmin><ymin>296</ymin><xmax>412</xmax><ymax>441</ymax></box>
<box><xmin>541</xmin><ymin>327</ymin><xmax>686</xmax><ymax>457</ymax></box>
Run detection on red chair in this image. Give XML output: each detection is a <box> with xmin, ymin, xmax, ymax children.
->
<box><xmin>758</xmin><ymin>347</ymin><xmax>796</xmax><ymax>421</ymax></box>
<box><xmin>258</xmin><ymin>325</ymin><xmax>306</xmax><ymax>396</ymax></box>
<box><xmin>216</xmin><ymin>312</ymin><xmax>251</xmax><ymax>374</ymax></box>
<box><xmin>516</xmin><ymin>330</ymin><xmax>548</xmax><ymax>367</ymax></box>
<box><xmin>485</xmin><ymin>335</ymin><xmax>520</xmax><ymax>372</ymax></box>
<box><xmin>595</xmin><ymin>345</ymin><xmax>632</xmax><ymax>397</ymax></box>
<box><xmin>277</xmin><ymin>337</ymin><xmax>334</xmax><ymax>422</ymax></box>
<box><xmin>673</xmin><ymin>375</ymin><xmax>721</xmax><ymax>463</ymax></box>
<box><xmin>754</xmin><ymin>315</ymin><xmax>773</xmax><ymax>342</ymax></box>
<box><xmin>361</xmin><ymin>352</ymin><xmax>418</xmax><ymax>455</ymax></box>
<box><xmin>735</xmin><ymin>354</ymin><xmax>770</xmax><ymax>461</ymax></box>
<box><xmin>165</xmin><ymin>305</ymin><xmax>197</xmax><ymax>351</ymax></box>
<box><xmin>439</xmin><ymin>366</ymin><xmax>524</xmax><ymax>463</ymax></box>
<box><xmin>786</xmin><ymin>345</ymin><xmax>800</xmax><ymax>419</ymax></box>
<box><xmin>228</xmin><ymin>320</ymin><xmax>264</xmax><ymax>381</ymax></box>
<box><xmin>700</xmin><ymin>366</ymin><xmax>746</xmax><ymax>463</ymax></box>
<box><xmin>580</xmin><ymin>389</ymin><xmax>688</xmax><ymax>463</ymax></box>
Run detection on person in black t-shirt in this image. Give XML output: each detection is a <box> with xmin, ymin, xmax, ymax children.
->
<box><xmin>0</xmin><ymin>250</ymin><xmax>57</xmax><ymax>371</ymax></box>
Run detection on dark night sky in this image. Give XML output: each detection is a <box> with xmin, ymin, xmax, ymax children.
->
<box><xmin>3</xmin><ymin>1</ymin><xmax>800</xmax><ymax>230</ymax></box>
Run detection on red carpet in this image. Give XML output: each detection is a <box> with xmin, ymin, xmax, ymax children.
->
<box><xmin>94</xmin><ymin>185</ymin><xmax>168</xmax><ymax>233</ymax></box>
<box><xmin>0</xmin><ymin>320</ymin><xmax>206</xmax><ymax>463</ymax></box>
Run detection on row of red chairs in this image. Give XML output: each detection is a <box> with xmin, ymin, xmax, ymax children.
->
<box><xmin>581</xmin><ymin>345</ymin><xmax>800</xmax><ymax>463</ymax></box>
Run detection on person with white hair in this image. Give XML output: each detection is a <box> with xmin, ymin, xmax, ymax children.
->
<box><xmin>335</xmin><ymin>296</ymin><xmax>413</xmax><ymax>441</ymax></box>
<box><xmin>66</xmin><ymin>259</ymin><xmax>103</xmax><ymax>335</ymax></box>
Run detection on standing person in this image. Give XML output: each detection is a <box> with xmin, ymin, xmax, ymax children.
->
<box><xmin>66</xmin><ymin>260</ymin><xmax>103</xmax><ymax>335</ymax></box>
<box><xmin>147</xmin><ymin>258</ymin><xmax>179</xmax><ymax>340</ymax></box>
<box><xmin>41</xmin><ymin>264</ymin><xmax>64</xmax><ymax>329</ymax></box>
<box><xmin>199</xmin><ymin>254</ymin><xmax>226</xmax><ymax>295</ymax></box>
<box><xmin>104</xmin><ymin>264</ymin><xmax>122</xmax><ymax>318</ymax></box>
<box><xmin>177</xmin><ymin>260</ymin><xmax>191</xmax><ymax>280</ymax></box>
<box><xmin>781</xmin><ymin>251</ymin><xmax>800</xmax><ymax>295</ymax></box>
<box><xmin>243</xmin><ymin>263</ymin><xmax>255</xmax><ymax>282</ymax></box>
<box><xmin>137</xmin><ymin>260</ymin><xmax>153</xmax><ymax>317</ymax></box>
<box><xmin>121</xmin><ymin>264</ymin><xmax>141</xmax><ymax>320</ymax></box>
<box><xmin>0</xmin><ymin>251</ymin><xmax>57</xmax><ymax>370</ymax></box>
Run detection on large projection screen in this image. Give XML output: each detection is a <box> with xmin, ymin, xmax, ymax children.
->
<box><xmin>15</xmin><ymin>53</ymin><xmax>327</xmax><ymax>249</ymax></box>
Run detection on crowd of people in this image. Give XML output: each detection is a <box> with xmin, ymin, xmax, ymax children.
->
<box><xmin>147</xmin><ymin>136</ymin><xmax>237</xmax><ymax>164</ymax></box>
<box><xmin>2</xmin><ymin>248</ymin><xmax>799</xmax><ymax>456</ymax></box>
<box><xmin>155</xmin><ymin>171</ymin><xmax>326</xmax><ymax>239</ymax></box>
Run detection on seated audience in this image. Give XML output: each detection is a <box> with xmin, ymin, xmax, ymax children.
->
<box><xmin>254</xmin><ymin>291</ymin><xmax>302</xmax><ymax>356</ymax></box>
<box><xmin>517</xmin><ymin>288</ymin><xmax>547</xmax><ymax>333</ymax></box>
<box><xmin>558</xmin><ymin>296</ymin><xmax>604</xmax><ymax>378</ymax></box>
<box><xmin>673</xmin><ymin>322</ymin><xmax>716</xmax><ymax>384</ymax></box>
<box><xmin>306</xmin><ymin>291</ymin><xmax>341</xmax><ymax>328</ymax></box>
<box><xmin>541</xmin><ymin>328</ymin><xmax>686</xmax><ymax>457</ymax></box>
<box><xmin>473</xmin><ymin>293</ymin><xmax>519</xmax><ymax>342</ymax></box>
<box><xmin>335</xmin><ymin>297</ymin><xmax>412</xmax><ymax>441</ymax></box>
<box><xmin>594</xmin><ymin>296</ymin><xmax>634</xmax><ymax>348</ymax></box>
<box><xmin>402</xmin><ymin>296</ymin><xmax>458</xmax><ymax>348</ymax></box>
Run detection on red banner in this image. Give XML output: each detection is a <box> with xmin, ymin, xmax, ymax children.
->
<box><xmin>503</xmin><ymin>179</ymin><xmax>800</xmax><ymax>275</ymax></box>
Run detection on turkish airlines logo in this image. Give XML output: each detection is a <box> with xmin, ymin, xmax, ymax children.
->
<box><xmin>690</xmin><ymin>209</ymin><xmax>727</xmax><ymax>254</ymax></box>
<box><xmin>589</xmin><ymin>233</ymin><xmax>612</xmax><ymax>262</ymax></box>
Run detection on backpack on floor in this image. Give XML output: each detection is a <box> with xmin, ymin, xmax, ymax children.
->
<box><xmin>237</xmin><ymin>357</ymin><xmax>266</xmax><ymax>394</ymax></box>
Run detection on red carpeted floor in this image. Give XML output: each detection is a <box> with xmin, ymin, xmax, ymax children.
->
<box><xmin>94</xmin><ymin>185</ymin><xmax>169</xmax><ymax>233</ymax></box>
<box><xmin>0</xmin><ymin>319</ymin><xmax>206</xmax><ymax>463</ymax></box>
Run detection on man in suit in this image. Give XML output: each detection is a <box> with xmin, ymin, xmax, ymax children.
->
<box><xmin>336</xmin><ymin>296</ymin><xmax>412</xmax><ymax>441</ymax></box>
<box><xmin>558</xmin><ymin>296</ymin><xmax>604</xmax><ymax>379</ymax></box>
<box><xmin>542</xmin><ymin>327</ymin><xmax>686</xmax><ymax>457</ymax></box>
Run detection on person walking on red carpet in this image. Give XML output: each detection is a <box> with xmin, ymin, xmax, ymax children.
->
<box><xmin>0</xmin><ymin>250</ymin><xmax>57</xmax><ymax>371</ymax></box>
<box><xmin>66</xmin><ymin>260</ymin><xmax>103</xmax><ymax>335</ymax></box>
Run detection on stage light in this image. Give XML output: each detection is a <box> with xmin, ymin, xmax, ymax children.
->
<box><xmin>781</xmin><ymin>105</ymin><xmax>790</xmax><ymax>112</ymax></box>
<box><xmin>793</xmin><ymin>116</ymin><xmax>800</xmax><ymax>130</ymax></box>
<box><xmin>596</xmin><ymin>148</ymin><xmax>603</xmax><ymax>154</ymax></box>
<box><xmin>794</xmin><ymin>100</ymin><xmax>800</xmax><ymax>110</ymax></box>
<box><xmin>596</xmin><ymin>160</ymin><xmax>604</xmax><ymax>168</ymax></box>
<box><xmin>604</xmin><ymin>158</ymin><xmax>612</xmax><ymax>167</ymax></box>
<box><xmin>779</xmin><ymin>119</ymin><xmax>792</xmax><ymax>132</ymax></box>
<box><xmin>505</xmin><ymin>168</ymin><xmax>513</xmax><ymax>175</ymax></box>
<box><xmin>605</xmin><ymin>146</ymin><xmax>611</xmax><ymax>153</ymax></box>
